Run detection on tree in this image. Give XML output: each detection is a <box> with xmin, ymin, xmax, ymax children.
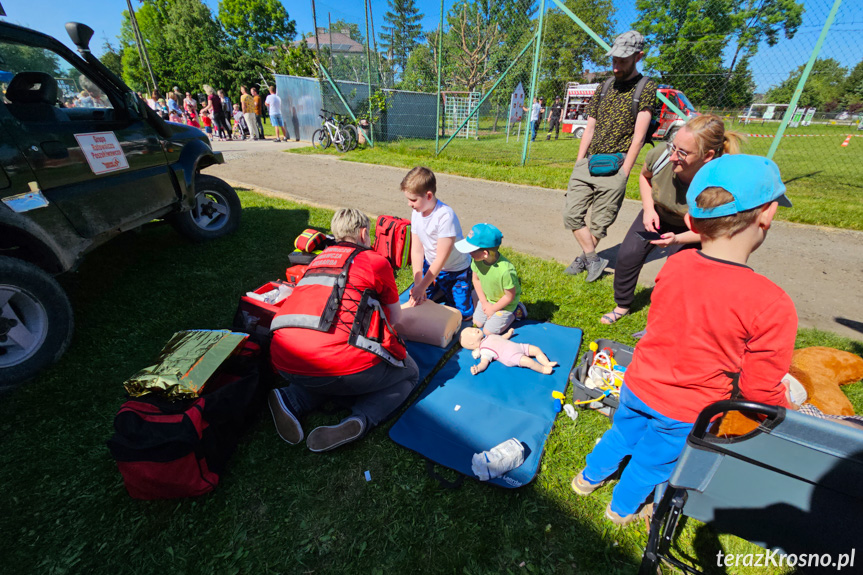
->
<box><xmin>99</xmin><ymin>40</ymin><xmax>124</xmax><ymax>78</ymax></box>
<box><xmin>269</xmin><ymin>42</ymin><xmax>317</xmax><ymax>78</ymax></box>
<box><xmin>540</xmin><ymin>0</ymin><xmax>615</xmax><ymax>97</ymax></box>
<box><xmin>444</xmin><ymin>0</ymin><xmax>506</xmax><ymax>92</ymax></box>
<box><xmin>399</xmin><ymin>44</ymin><xmax>436</xmax><ymax>92</ymax></box>
<box><xmin>765</xmin><ymin>58</ymin><xmax>848</xmax><ymax>110</ymax></box>
<box><xmin>218</xmin><ymin>0</ymin><xmax>296</xmax><ymax>56</ymax></box>
<box><xmin>380</xmin><ymin>0</ymin><xmax>423</xmax><ymax>76</ymax></box>
<box><xmin>842</xmin><ymin>60</ymin><xmax>863</xmax><ymax>107</ymax></box>
<box><xmin>634</xmin><ymin>0</ymin><xmax>802</xmax><ymax>108</ymax></box>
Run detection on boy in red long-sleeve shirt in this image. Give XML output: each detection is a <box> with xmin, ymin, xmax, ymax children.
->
<box><xmin>571</xmin><ymin>154</ymin><xmax>797</xmax><ymax>525</ymax></box>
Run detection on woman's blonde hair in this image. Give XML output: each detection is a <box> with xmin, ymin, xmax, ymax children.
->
<box><xmin>330</xmin><ymin>208</ymin><xmax>370</xmax><ymax>243</ymax></box>
<box><xmin>203</xmin><ymin>85</ymin><xmax>214</xmax><ymax>95</ymax></box>
<box><xmin>683</xmin><ymin>114</ymin><xmax>746</xmax><ymax>158</ymax></box>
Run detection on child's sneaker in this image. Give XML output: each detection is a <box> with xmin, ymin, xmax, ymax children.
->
<box><xmin>604</xmin><ymin>502</ymin><xmax>653</xmax><ymax>526</ymax></box>
<box><xmin>570</xmin><ymin>469</ymin><xmax>606</xmax><ymax>495</ymax></box>
<box><xmin>515</xmin><ymin>302</ymin><xmax>528</xmax><ymax>321</ymax></box>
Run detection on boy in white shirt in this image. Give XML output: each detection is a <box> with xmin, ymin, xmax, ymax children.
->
<box><xmin>402</xmin><ymin>167</ymin><xmax>474</xmax><ymax>318</ymax></box>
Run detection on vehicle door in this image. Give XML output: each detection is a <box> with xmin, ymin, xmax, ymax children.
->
<box><xmin>0</xmin><ymin>37</ymin><xmax>177</xmax><ymax>239</ymax></box>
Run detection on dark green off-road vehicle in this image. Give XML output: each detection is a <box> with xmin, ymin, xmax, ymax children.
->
<box><xmin>0</xmin><ymin>22</ymin><xmax>240</xmax><ymax>388</ymax></box>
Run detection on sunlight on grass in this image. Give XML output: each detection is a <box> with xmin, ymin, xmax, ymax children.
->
<box><xmin>0</xmin><ymin>189</ymin><xmax>859</xmax><ymax>574</ymax></box>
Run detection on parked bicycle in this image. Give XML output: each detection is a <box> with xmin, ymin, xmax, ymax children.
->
<box><xmin>312</xmin><ymin>110</ymin><xmax>359</xmax><ymax>152</ymax></box>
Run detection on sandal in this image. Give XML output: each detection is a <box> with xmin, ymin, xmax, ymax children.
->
<box><xmin>600</xmin><ymin>308</ymin><xmax>629</xmax><ymax>325</ymax></box>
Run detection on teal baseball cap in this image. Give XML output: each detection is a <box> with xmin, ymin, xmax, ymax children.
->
<box><xmin>687</xmin><ymin>154</ymin><xmax>791</xmax><ymax>219</ymax></box>
<box><xmin>455</xmin><ymin>223</ymin><xmax>503</xmax><ymax>252</ymax></box>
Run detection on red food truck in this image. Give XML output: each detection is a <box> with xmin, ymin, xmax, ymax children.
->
<box><xmin>561</xmin><ymin>82</ymin><xmax>698</xmax><ymax>139</ymax></box>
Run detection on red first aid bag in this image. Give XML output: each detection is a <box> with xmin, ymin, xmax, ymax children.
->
<box><xmin>373</xmin><ymin>215</ymin><xmax>411</xmax><ymax>269</ymax></box>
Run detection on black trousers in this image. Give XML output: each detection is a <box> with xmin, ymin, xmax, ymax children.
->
<box><xmin>613</xmin><ymin>210</ymin><xmax>698</xmax><ymax>308</ymax></box>
<box><xmin>546</xmin><ymin>117</ymin><xmax>560</xmax><ymax>139</ymax></box>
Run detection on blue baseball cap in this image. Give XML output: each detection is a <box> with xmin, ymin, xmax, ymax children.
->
<box><xmin>455</xmin><ymin>223</ymin><xmax>503</xmax><ymax>252</ymax></box>
<box><xmin>687</xmin><ymin>155</ymin><xmax>792</xmax><ymax>219</ymax></box>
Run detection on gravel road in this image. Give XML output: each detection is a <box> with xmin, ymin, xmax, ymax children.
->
<box><xmin>206</xmin><ymin>140</ymin><xmax>863</xmax><ymax>341</ymax></box>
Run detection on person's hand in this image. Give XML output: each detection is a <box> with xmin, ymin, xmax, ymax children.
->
<box><xmin>650</xmin><ymin>232</ymin><xmax>677</xmax><ymax>247</ymax></box>
<box><xmin>408</xmin><ymin>284</ymin><xmax>426</xmax><ymax>306</ymax></box>
<box><xmin>481</xmin><ymin>301</ymin><xmax>495</xmax><ymax>318</ymax></box>
<box><xmin>643</xmin><ymin>209</ymin><xmax>660</xmax><ymax>233</ymax></box>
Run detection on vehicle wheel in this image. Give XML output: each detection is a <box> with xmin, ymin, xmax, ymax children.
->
<box><xmin>574</xmin><ymin>127</ymin><xmax>585</xmax><ymax>138</ymax></box>
<box><xmin>172</xmin><ymin>174</ymin><xmax>241</xmax><ymax>242</ymax></box>
<box><xmin>312</xmin><ymin>129</ymin><xmax>331</xmax><ymax>150</ymax></box>
<box><xmin>0</xmin><ymin>257</ymin><xmax>74</xmax><ymax>390</ymax></box>
<box><xmin>334</xmin><ymin>128</ymin><xmax>349</xmax><ymax>152</ymax></box>
<box><xmin>665</xmin><ymin>127</ymin><xmax>679</xmax><ymax>142</ymax></box>
<box><xmin>342</xmin><ymin>124</ymin><xmax>359</xmax><ymax>151</ymax></box>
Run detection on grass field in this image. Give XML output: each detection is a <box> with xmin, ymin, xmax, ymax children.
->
<box><xmin>289</xmin><ymin>120</ymin><xmax>863</xmax><ymax>231</ymax></box>
<box><xmin>1</xmin><ymin>189</ymin><xmax>861</xmax><ymax>574</ymax></box>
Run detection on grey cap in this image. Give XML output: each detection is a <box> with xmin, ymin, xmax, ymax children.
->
<box><xmin>605</xmin><ymin>30</ymin><xmax>644</xmax><ymax>58</ymax></box>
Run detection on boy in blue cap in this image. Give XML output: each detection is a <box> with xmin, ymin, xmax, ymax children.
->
<box><xmin>571</xmin><ymin>155</ymin><xmax>797</xmax><ymax>525</ymax></box>
<box><xmin>455</xmin><ymin>223</ymin><xmax>527</xmax><ymax>335</ymax></box>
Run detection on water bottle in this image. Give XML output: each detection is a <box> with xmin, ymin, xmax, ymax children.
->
<box><xmin>471</xmin><ymin>438</ymin><xmax>525</xmax><ymax>481</ymax></box>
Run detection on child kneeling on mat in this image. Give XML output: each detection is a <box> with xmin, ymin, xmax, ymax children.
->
<box><xmin>402</xmin><ymin>167</ymin><xmax>474</xmax><ymax>319</ymax></box>
<box><xmin>571</xmin><ymin>155</ymin><xmax>798</xmax><ymax>525</ymax></box>
<box><xmin>455</xmin><ymin>222</ymin><xmax>528</xmax><ymax>335</ymax></box>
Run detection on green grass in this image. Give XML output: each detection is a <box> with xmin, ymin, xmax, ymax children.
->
<box><xmin>290</xmin><ymin>120</ymin><xmax>863</xmax><ymax>231</ymax></box>
<box><xmin>1</xmin><ymin>189</ymin><xmax>861</xmax><ymax>574</ymax></box>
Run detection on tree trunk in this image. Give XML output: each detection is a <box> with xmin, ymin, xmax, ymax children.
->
<box><xmin>492</xmin><ymin>102</ymin><xmax>500</xmax><ymax>132</ymax></box>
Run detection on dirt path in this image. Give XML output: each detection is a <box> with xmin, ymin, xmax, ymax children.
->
<box><xmin>206</xmin><ymin>140</ymin><xmax>863</xmax><ymax>341</ymax></box>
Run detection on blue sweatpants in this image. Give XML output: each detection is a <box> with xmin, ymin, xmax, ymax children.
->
<box><xmin>422</xmin><ymin>260</ymin><xmax>474</xmax><ymax>318</ymax></box>
<box><xmin>582</xmin><ymin>385</ymin><xmax>693</xmax><ymax>516</ymax></box>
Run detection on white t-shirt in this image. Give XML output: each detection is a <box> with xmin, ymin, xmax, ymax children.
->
<box><xmin>530</xmin><ymin>102</ymin><xmax>541</xmax><ymax>122</ymax></box>
<box><xmin>411</xmin><ymin>200</ymin><xmax>471</xmax><ymax>273</ymax></box>
<box><xmin>265</xmin><ymin>94</ymin><xmax>282</xmax><ymax>116</ymax></box>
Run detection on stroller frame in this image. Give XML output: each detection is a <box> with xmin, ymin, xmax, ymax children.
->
<box><xmin>640</xmin><ymin>399</ymin><xmax>863</xmax><ymax>574</ymax></box>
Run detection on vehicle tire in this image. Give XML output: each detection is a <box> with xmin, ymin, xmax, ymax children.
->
<box><xmin>334</xmin><ymin>128</ymin><xmax>349</xmax><ymax>152</ymax></box>
<box><xmin>312</xmin><ymin>129</ymin><xmax>331</xmax><ymax>150</ymax></box>
<box><xmin>341</xmin><ymin>124</ymin><xmax>359</xmax><ymax>151</ymax></box>
<box><xmin>665</xmin><ymin>127</ymin><xmax>679</xmax><ymax>142</ymax></box>
<box><xmin>574</xmin><ymin>127</ymin><xmax>585</xmax><ymax>139</ymax></box>
<box><xmin>0</xmin><ymin>257</ymin><xmax>74</xmax><ymax>390</ymax></box>
<box><xmin>171</xmin><ymin>174</ymin><xmax>241</xmax><ymax>242</ymax></box>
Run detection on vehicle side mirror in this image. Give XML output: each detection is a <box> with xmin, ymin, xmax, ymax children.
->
<box><xmin>65</xmin><ymin>22</ymin><xmax>94</xmax><ymax>54</ymax></box>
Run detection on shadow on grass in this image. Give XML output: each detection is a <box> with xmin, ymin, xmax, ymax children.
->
<box><xmin>0</xmin><ymin>197</ymin><xmax>646</xmax><ymax>575</ymax></box>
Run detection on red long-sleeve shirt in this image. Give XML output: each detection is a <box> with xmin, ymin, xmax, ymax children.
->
<box><xmin>626</xmin><ymin>250</ymin><xmax>796</xmax><ymax>423</ymax></box>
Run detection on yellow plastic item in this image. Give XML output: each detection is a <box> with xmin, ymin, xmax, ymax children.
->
<box><xmin>551</xmin><ymin>391</ymin><xmax>566</xmax><ymax>400</ymax></box>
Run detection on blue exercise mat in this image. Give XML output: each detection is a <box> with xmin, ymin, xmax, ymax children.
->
<box><xmin>389</xmin><ymin>321</ymin><xmax>583</xmax><ymax>488</ymax></box>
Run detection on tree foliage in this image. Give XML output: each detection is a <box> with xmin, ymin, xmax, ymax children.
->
<box><xmin>765</xmin><ymin>58</ymin><xmax>848</xmax><ymax>110</ymax></box>
<box><xmin>269</xmin><ymin>42</ymin><xmax>317</xmax><ymax>78</ymax></box>
<box><xmin>218</xmin><ymin>0</ymin><xmax>296</xmax><ymax>56</ymax></box>
<box><xmin>634</xmin><ymin>0</ymin><xmax>801</xmax><ymax>108</ymax></box>
<box><xmin>399</xmin><ymin>44</ymin><xmax>436</xmax><ymax>92</ymax></box>
<box><xmin>380</xmin><ymin>0</ymin><xmax>424</xmax><ymax>77</ymax></box>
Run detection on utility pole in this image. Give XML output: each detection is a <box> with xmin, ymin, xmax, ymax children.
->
<box><xmin>126</xmin><ymin>0</ymin><xmax>158</xmax><ymax>94</ymax></box>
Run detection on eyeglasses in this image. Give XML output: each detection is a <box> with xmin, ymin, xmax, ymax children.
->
<box><xmin>666</xmin><ymin>142</ymin><xmax>694</xmax><ymax>160</ymax></box>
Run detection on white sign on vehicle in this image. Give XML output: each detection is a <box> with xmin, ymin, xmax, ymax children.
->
<box><xmin>74</xmin><ymin>131</ymin><xmax>129</xmax><ymax>175</ymax></box>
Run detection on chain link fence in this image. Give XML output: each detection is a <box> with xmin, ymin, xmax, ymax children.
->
<box><xmin>306</xmin><ymin>0</ymin><xmax>861</xmax><ymax>206</ymax></box>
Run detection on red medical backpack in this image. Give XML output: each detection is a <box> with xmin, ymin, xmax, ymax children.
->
<box><xmin>373</xmin><ymin>215</ymin><xmax>411</xmax><ymax>269</ymax></box>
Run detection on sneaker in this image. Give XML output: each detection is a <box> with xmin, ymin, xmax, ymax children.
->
<box><xmin>268</xmin><ymin>389</ymin><xmax>304</xmax><ymax>444</ymax></box>
<box><xmin>564</xmin><ymin>255</ymin><xmax>587</xmax><ymax>275</ymax></box>
<box><xmin>585</xmin><ymin>257</ymin><xmax>609</xmax><ymax>283</ymax></box>
<box><xmin>514</xmin><ymin>301</ymin><xmax>528</xmax><ymax>321</ymax></box>
<box><xmin>605</xmin><ymin>502</ymin><xmax>654</xmax><ymax>526</ymax></box>
<box><xmin>306</xmin><ymin>416</ymin><xmax>365</xmax><ymax>452</ymax></box>
<box><xmin>570</xmin><ymin>469</ymin><xmax>606</xmax><ymax>495</ymax></box>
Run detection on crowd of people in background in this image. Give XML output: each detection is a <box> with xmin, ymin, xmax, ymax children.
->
<box><xmin>137</xmin><ymin>84</ymin><xmax>290</xmax><ymax>143</ymax></box>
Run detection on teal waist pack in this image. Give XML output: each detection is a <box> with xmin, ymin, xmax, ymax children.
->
<box><xmin>588</xmin><ymin>153</ymin><xmax>625</xmax><ymax>176</ymax></box>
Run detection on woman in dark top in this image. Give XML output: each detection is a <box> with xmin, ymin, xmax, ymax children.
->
<box><xmin>600</xmin><ymin>115</ymin><xmax>744</xmax><ymax>324</ymax></box>
<box><xmin>202</xmin><ymin>85</ymin><xmax>229</xmax><ymax>141</ymax></box>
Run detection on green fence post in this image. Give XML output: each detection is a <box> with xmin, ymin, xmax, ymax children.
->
<box><xmin>521</xmin><ymin>0</ymin><xmax>547</xmax><ymax>166</ymax></box>
<box><xmin>549</xmin><ymin>0</ymin><xmax>688</xmax><ymax>121</ymax></box>
<box><xmin>435</xmin><ymin>0</ymin><xmax>444</xmax><ymax>154</ymax></box>
<box><xmin>767</xmin><ymin>0</ymin><xmax>843</xmax><ymax>160</ymax></box>
<box><xmin>437</xmin><ymin>37</ymin><xmax>535</xmax><ymax>156</ymax></box>
<box><xmin>364</xmin><ymin>0</ymin><xmax>375</xmax><ymax>146</ymax></box>
<box><xmin>317</xmin><ymin>61</ymin><xmax>372</xmax><ymax>146</ymax></box>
